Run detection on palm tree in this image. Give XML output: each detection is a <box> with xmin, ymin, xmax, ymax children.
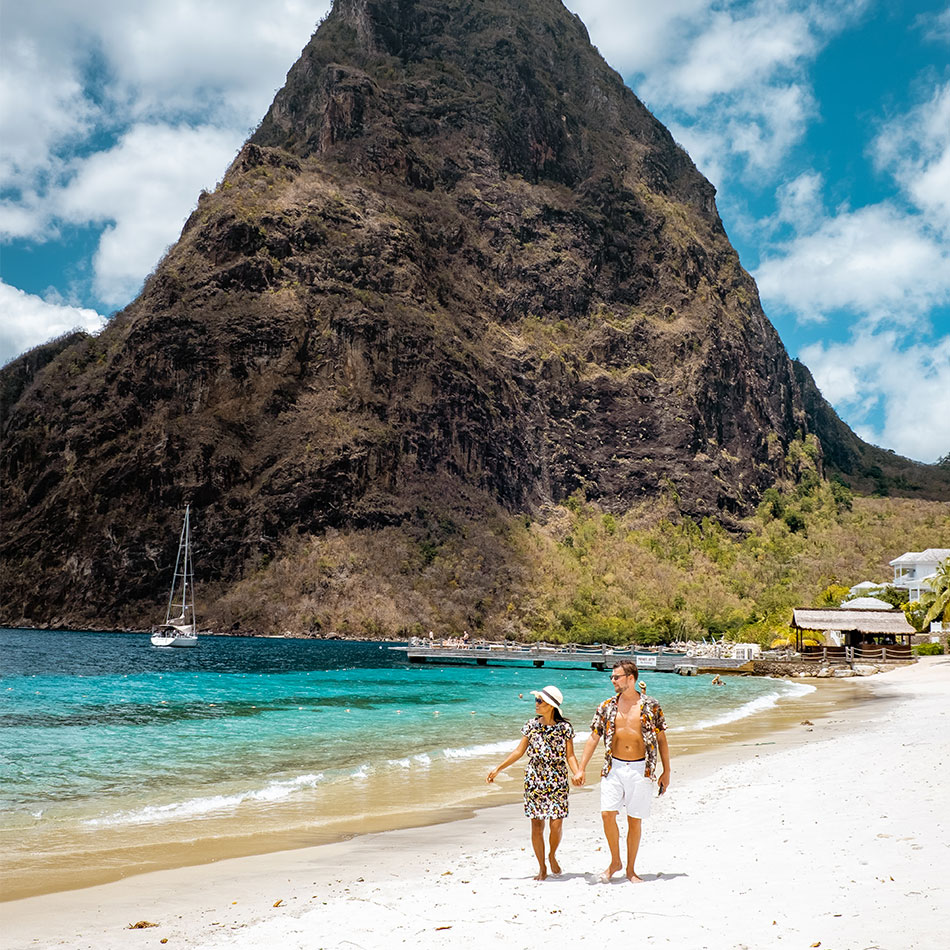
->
<box><xmin>922</xmin><ymin>558</ymin><xmax>950</xmax><ymax>628</ymax></box>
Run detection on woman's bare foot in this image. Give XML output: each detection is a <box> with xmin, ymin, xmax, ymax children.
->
<box><xmin>597</xmin><ymin>862</ymin><xmax>622</xmax><ymax>883</ymax></box>
<box><xmin>626</xmin><ymin>868</ymin><xmax>643</xmax><ymax>882</ymax></box>
<box><xmin>534</xmin><ymin>867</ymin><xmax>548</xmax><ymax>881</ymax></box>
<box><xmin>549</xmin><ymin>853</ymin><xmax>561</xmax><ymax>875</ymax></box>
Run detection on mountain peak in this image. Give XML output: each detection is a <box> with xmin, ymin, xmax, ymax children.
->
<box><xmin>3</xmin><ymin>0</ymin><xmax>945</xmax><ymax>633</ymax></box>
<box><xmin>252</xmin><ymin>0</ymin><xmax>707</xmax><ymax>204</ymax></box>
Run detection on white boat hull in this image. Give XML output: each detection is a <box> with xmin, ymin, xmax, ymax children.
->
<box><xmin>151</xmin><ymin>631</ymin><xmax>198</xmax><ymax>648</ymax></box>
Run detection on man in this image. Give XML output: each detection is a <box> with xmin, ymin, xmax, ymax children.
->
<box><xmin>574</xmin><ymin>660</ymin><xmax>671</xmax><ymax>882</ymax></box>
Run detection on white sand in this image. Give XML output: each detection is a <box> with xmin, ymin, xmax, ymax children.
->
<box><xmin>4</xmin><ymin>658</ymin><xmax>948</xmax><ymax>950</ymax></box>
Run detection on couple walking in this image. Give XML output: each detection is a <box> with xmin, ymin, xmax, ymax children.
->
<box><xmin>487</xmin><ymin>660</ymin><xmax>670</xmax><ymax>882</ymax></box>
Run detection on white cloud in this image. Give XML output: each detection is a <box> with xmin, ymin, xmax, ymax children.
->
<box><xmin>0</xmin><ymin>198</ymin><xmax>47</xmax><ymax>241</ymax></box>
<box><xmin>0</xmin><ymin>281</ymin><xmax>106</xmax><ymax>366</ymax></box>
<box><xmin>661</xmin><ymin>9</ymin><xmax>815</xmax><ymax>108</ymax></box>
<box><xmin>757</xmin><ymin>84</ymin><xmax>950</xmax><ymax>329</ymax></box>
<box><xmin>917</xmin><ymin>5</ymin><xmax>950</xmax><ymax>43</ymax></box>
<box><xmin>569</xmin><ymin>0</ymin><xmax>865</xmax><ymax>182</ymax></box>
<box><xmin>0</xmin><ymin>35</ymin><xmax>96</xmax><ymax>196</ymax></box>
<box><xmin>774</xmin><ymin>171</ymin><xmax>825</xmax><ymax>230</ymax></box>
<box><xmin>801</xmin><ymin>329</ymin><xmax>950</xmax><ymax>464</ymax></box>
<box><xmin>84</xmin><ymin>0</ymin><xmax>323</xmax><ymax>123</ymax></box>
<box><xmin>567</xmin><ymin>0</ymin><xmax>710</xmax><ymax>77</ymax></box>
<box><xmin>1</xmin><ymin>1</ymin><xmax>325</xmax><ymax>141</ymax></box>
<box><xmin>0</xmin><ymin>1</ymin><xmax>330</xmax><ymax>309</ymax></box>
<box><xmin>0</xmin><ymin>0</ymin><xmax>329</xmax><ymax>212</ymax></box>
<box><xmin>51</xmin><ymin>124</ymin><xmax>242</xmax><ymax>306</ymax></box>
<box><xmin>873</xmin><ymin>82</ymin><xmax>950</xmax><ymax>234</ymax></box>
<box><xmin>755</xmin><ymin>203</ymin><xmax>950</xmax><ymax>323</ymax></box>
<box><xmin>721</xmin><ymin>82</ymin><xmax>815</xmax><ymax>171</ymax></box>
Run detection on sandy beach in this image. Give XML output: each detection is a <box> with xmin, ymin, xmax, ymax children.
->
<box><xmin>3</xmin><ymin>658</ymin><xmax>948</xmax><ymax>950</ymax></box>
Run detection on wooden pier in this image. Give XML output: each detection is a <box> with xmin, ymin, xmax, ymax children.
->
<box><xmin>391</xmin><ymin>642</ymin><xmax>754</xmax><ymax>674</ymax></box>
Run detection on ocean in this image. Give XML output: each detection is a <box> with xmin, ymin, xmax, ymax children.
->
<box><xmin>0</xmin><ymin>628</ymin><xmax>813</xmax><ymax>898</ymax></box>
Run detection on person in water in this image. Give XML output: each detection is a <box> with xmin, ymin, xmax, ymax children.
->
<box><xmin>574</xmin><ymin>661</ymin><xmax>670</xmax><ymax>883</ymax></box>
<box><xmin>487</xmin><ymin>685</ymin><xmax>581</xmax><ymax>880</ymax></box>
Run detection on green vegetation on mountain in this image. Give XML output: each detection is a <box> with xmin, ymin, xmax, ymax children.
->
<box><xmin>207</xmin><ymin>440</ymin><xmax>949</xmax><ymax>643</ymax></box>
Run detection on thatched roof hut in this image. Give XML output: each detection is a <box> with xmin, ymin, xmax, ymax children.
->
<box><xmin>791</xmin><ymin>607</ymin><xmax>915</xmax><ymax>650</ymax></box>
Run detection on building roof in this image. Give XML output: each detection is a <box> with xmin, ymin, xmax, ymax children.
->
<box><xmin>791</xmin><ymin>608</ymin><xmax>915</xmax><ymax>634</ymax></box>
<box><xmin>849</xmin><ymin>580</ymin><xmax>881</xmax><ymax>593</ymax></box>
<box><xmin>889</xmin><ymin>548</ymin><xmax>950</xmax><ymax>567</ymax></box>
<box><xmin>841</xmin><ymin>596</ymin><xmax>894</xmax><ymax>609</ymax></box>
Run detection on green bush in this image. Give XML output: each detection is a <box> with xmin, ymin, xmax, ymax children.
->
<box><xmin>914</xmin><ymin>643</ymin><xmax>944</xmax><ymax>656</ymax></box>
<box><xmin>783</xmin><ymin>511</ymin><xmax>807</xmax><ymax>533</ymax></box>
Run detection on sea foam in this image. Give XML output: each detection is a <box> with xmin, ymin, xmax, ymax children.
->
<box><xmin>673</xmin><ymin>679</ymin><xmax>815</xmax><ymax>732</ymax></box>
<box><xmin>83</xmin><ymin>772</ymin><xmax>326</xmax><ymax>827</ymax></box>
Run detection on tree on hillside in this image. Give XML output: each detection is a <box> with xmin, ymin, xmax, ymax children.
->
<box><xmin>874</xmin><ymin>585</ymin><xmax>910</xmax><ymax>608</ymax></box>
<box><xmin>921</xmin><ymin>558</ymin><xmax>950</xmax><ymax>628</ymax></box>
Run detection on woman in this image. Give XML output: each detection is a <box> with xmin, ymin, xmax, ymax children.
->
<box><xmin>487</xmin><ymin>685</ymin><xmax>580</xmax><ymax>880</ymax></box>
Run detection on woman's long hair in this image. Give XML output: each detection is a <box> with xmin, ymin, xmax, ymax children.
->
<box><xmin>551</xmin><ymin>707</ymin><xmax>571</xmax><ymax>727</ymax></box>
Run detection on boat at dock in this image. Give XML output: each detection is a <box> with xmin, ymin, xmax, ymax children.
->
<box><xmin>151</xmin><ymin>505</ymin><xmax>198</xmax><ymax>648</ymax></box>
<box><xmin>391</xmin><ymin>640</ymin><xmax>753</xmax><ymax>674</ymax></box>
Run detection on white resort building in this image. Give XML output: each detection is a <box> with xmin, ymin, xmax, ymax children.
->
<box><xmin>889</xmin><ymin>549</ymin><xmax>950</xmax><ymax>602</ymax></box>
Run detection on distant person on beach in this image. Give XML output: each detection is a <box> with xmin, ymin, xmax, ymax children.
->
<box><xmin>487</xmin><ymin>685</ymin><xmax>581</xmax><ymax>880</ymax></box>
<box><xmin>711</xmin><ymin>674</ymin><xmax>724</xmax><ymax>686</ymax></box>
<box><xmin>574</xmin><ymin>660</ymin><xmax>671</xmax><ymax>883</ymax></box>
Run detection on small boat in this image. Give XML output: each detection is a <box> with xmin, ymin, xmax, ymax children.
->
<box><xmin>151</xmin><ymin>505</ymin><xmax>198</xmax><ymax>648</ymax></box>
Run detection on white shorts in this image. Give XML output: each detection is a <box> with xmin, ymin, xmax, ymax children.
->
<box><xmin>600</xmin><ymin>758</ymin><xmax>654</xmax><ymax>819</ymax></box>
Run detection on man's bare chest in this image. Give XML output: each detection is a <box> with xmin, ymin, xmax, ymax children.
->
<box><xmin>611</xmin><ymin>702</ymin><xmax>643</xmax><ymax>737</ymax></box>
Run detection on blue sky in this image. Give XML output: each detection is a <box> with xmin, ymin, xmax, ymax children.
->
<box><xmin>2</xmin><ymin>0</ymin><xmax>948</xmax><ymax>462</ymax></box>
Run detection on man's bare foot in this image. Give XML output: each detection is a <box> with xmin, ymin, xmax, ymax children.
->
<box><xmin>534</xmin><ymin>868</ymin><xmax>548</xmax><ymax>881</ymax></box>
<box><xmin>626</xmin><ymin>869</ymin><xmax>643</xmax><ymax>882</ymax></box>
<box><xmin>549</xmin><ymin>853</ymin><xmax>561</xmax><ymax>875</ymax></box>
<box><xmin>597</xmin><ymin>862</ymin><xmax>622</xmax><ymax>883</ymax></box>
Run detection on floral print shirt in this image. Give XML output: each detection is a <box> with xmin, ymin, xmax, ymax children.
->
<box><xmin>590</xmin><ymin>695</ymin><xmax>666</xmax><ymax>779</ymax></box>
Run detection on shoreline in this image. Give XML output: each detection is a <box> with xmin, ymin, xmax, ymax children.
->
<box><xmin>3</xmin><ymin>659</ymin><xmax>947</xmax><ymax>949</ymax></box>
<box><xmin>2</xmin><ymin>674</ymin><xmax>851</xmax><ymax>904</ymax></box>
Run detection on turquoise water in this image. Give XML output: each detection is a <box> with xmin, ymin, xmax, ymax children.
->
<box><xmin>0</xmin><ymin>628</ymin><xmax>812</xmax><ymax>895</ymax></box>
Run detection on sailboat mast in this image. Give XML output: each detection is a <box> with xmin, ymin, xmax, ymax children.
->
<box><xmin>165</xmin><ymin>505</ymin><xmax>191</xmax><ymax>625</ymax></box>
<box><xmin>183</xmin><ymin>505</ymin><xmax>194</xmax><ymax>628</ymax></box>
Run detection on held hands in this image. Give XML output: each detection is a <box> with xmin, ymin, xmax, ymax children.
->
<box><xmin>572</xmin><ymin>769</ymin><xmax>586</xmax><ymax>786</ymax></box>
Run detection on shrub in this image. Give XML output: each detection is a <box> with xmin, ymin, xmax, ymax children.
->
<box><xmin>903</xmin><ymin>600</ymin><xmax>928</xmax><ymax>630</ymax></box>
<box><xmin>830</xmin><ymin>477</ymin><xmax>853</xmax><ymax>511</ymax></box>
<box><xmin>783</xmin><ymin>511</ymin><xmax>806</xmax><ymax>533</ymax></box>
<box><xmin>819</xmin><ymin>583</ymin><xmax>850</xmax><ymax>607</ymax></box>
<box><xmin>914</xmin><ymin>643</ymin><xmax>943</xmax><ymax>656</ymax></box>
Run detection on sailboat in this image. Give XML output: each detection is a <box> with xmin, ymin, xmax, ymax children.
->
<box><xmin>151</xmin><ymin>505</ymin><xmax>199</xmax><ymax>647</ymax></box>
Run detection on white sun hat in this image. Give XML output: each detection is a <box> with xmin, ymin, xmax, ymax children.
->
<box><xmin>530</xmin><ymin>685</ymin><xmax>563</xmax><ymax>709</ymax></box>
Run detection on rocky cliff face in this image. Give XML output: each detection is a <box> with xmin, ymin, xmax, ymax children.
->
<box><xmin>3</xmin><ymin>0</ymin><xmax>943</xmax><ymax>633</ymax></box>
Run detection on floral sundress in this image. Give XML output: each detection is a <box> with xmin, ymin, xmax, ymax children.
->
<box><xmin>519</xmin><ymin>718</ymin><xmax>575</xmax><ymax>819</ymax></box>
